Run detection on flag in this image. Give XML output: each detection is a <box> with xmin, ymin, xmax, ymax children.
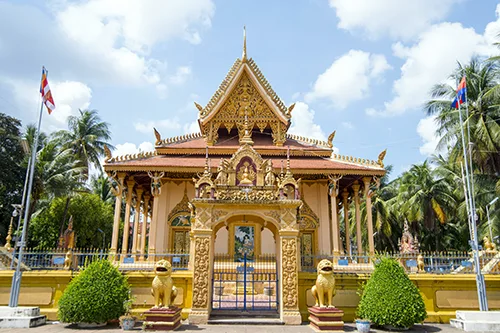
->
<box><xmin>40</xmin><ymin>67</ymin><xmax>55</xmax><ymax>114</ymax></box>
<box><xmin>451</xmin><ymin>76</ymin><xmax>466</xmax><ymax>109</ymax></box>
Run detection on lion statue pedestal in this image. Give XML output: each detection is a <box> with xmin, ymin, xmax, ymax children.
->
<box><xmin>308</xmin><ymin>259</ymin><xmax>344</xmax><ymax>331</ymax></box>
<box><xmin>143</xmin><ymin>260</ymin><xmax>182</xmax><ymax>331</ymax></box>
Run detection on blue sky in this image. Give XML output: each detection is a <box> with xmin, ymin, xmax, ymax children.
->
<box><xmin>1</xmin><ymin>0</ymin><xmax>500</xmax><ymax>178</ymax></box>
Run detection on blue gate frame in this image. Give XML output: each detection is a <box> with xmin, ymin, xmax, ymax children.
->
<box><xmin>211</xmin><ymin>253</ymin><xmax>279</xmax><ymax>313</ymax></box>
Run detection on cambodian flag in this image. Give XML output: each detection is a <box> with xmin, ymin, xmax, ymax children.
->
<box><xmin>451</xmin><ymin>76</ymin><xmax>466</xmax><ymax>109</ymax></box>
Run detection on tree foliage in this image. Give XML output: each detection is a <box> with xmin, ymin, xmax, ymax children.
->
<box><xmin>28</xmin><ymin>193</ymin><xmax>113</xmax><ymax>249</ymax></box>
<box><xmin>58</xmin><ymin>259</ymin><xmax>130</xmax><ymax>324</ymax></box>
<box><xmin>357</xmin><ymin>257</ymin><xmax>427</xmax><ymax>328</ymax></box>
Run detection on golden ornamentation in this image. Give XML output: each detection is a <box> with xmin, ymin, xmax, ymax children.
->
<box><xmin>194</xmin><ymin>102</ymin><xmax>203</xmax><ymax>112</ymax></box>
<box><xmin>215</xmin><ymin>159</ymin><xmax>230</xmax><ymax>185</ymax></box>
<box><xmin>281</xmin><ymin>238</ymin><xmax>299</xmax><ymax>310</ymax></box>
<box><xmin>104</xmin><ymin>144</ymin><xmax>112</xmax><ymax>163</ymax></box>
<box><xmin>151</xmin><ymin>260</ymin><xmax>178</xmax><ymax>308</ymax></box>
<box><xmin>64</xmin><ymin>250</ymin><xmax>73</xmax><ymax>270</ymax></box>
<box><xmin>270</xmin><ymin>122</ymin><xmax>286</xmax><ymax>146</ymax></box>
<box><xmin>299</xmin><ymin>199</ymin><xmax>319</xmax><ymax>230</ymax></box>
<box><xmin>483</xmin><ymin>236</ymin><xmax>497</xmax><ymax>252</ymax></box>
<box><xmin>193</xmin><ymin>157</ymin><xmax>214</xmax><ymax>199</ymax></box>
<box><xmin>4</xmin><ymin>219</ymin><xmax>13</xmax><ymax>251</ymax></box>
<box><xmin>277</xmin><ymin>155</ymin><xmax>301</xmax><ymax>200</ymax></box>
<box><xmin>153</xmin><ymin>128</ymin><xmax>162</xmax><ymax>145</ymax></box>
<box><xmin>264</xmin><ymin>160</ymin><xmax>276</xmax><ymax>186</ymax></box>
<box><xmin>237</xmin><ymin>161</ymin><xmax>256</xmax><ymax>185</ymax></box>
<box><xmin>327</xmin><ymin>131</ymin><xmax>336</xmax><ymax>149</ymax></box>
<box><xmin>378</xmin><ymin>149</ymin><xmax>387</xmax><ymax>168</ymax></box>
<box><xmin>216</xmin><ymin>187</ymin><xmax>275</xmax><ymax>201</ymax></box>
<box><xmin>108</xmin><ymin>171</ymin><xmax>125</xmax><ymax>197</ymax></box>
<box><xmin>286</xmin><ymin>133</ymin><xmax>330</xmax><ymax>149</ymax></box>
<box><xmin>242</xmin><ymin>26</ymin><xmax>247</xmax><ymax>62</ymax></box>
<box><xmin>192</xmin><ymin>237</ymin><xmax>210</xmax><ymax>309</ymax></box>
<box><xmin>287</xmin><ymin>103</ymin><xmax>296</xmax><ymax>115</ymax></box>
<box><xmin>311</xmin><ymin>259</ymin><xmax>336</xmax><ymax>308</ymax></box>
<box><xmin>328</xmin><ymin>174</ymin><xmax>342</xmax><ymax>197</ymax></box>
<box><xmin>148</xmin><ymin>171</ymin><xmax>164</xmax><ymax>197</ymax></box>
<box><xmin>193</xmin><ymin>206</ymin><xmax>212</xmax><ymax>230</ymax></box>
<box><xmin>280</xmin><ymin>207</ymin><xmax>298</xmax><ymax>231</ymax></box>
<box><xmin>417</xmin><ymin>254</ymin><xmax>425</xmax><ymax>272</ymax></box>
<box><xmin>212</xmin><ymin>210</ymin><xmax>229</xmax><ymax>223</ymax></box>
<box><xmin>168</xmin><ymin>187</ymin><xmax>191</xmax><ymax>221</ymax></box>
<box><xmin>264</xmin><ymin>210</ymin><xmax>280</xmax><ymax>224</ymax></box>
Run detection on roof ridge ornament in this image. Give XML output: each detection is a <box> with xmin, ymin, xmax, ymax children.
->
<box><xmin>242</xmin><ymin>26</ymin><xmax>247</xmax><ymax>63</ymax></box>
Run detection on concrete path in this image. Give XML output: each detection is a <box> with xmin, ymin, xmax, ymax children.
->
<box><xmin>0</xmin><ymin>322</ymin><xmax>468</xmax><ymax>333</ymax></box>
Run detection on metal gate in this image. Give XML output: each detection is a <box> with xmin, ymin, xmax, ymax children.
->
<box><xmin>211</xmin><ymin>253</ymin><xmax>278</xmax><ymax>313</ymax></box>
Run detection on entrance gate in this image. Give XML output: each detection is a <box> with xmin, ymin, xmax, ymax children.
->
<box><xmin>211</xmin><ymin>253</ymin><xmax>278</xmax><ymax>314</ymax></box>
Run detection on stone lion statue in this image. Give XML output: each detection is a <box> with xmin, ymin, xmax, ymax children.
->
<box><xmin>311</xmin><ymin>259</ymin><xmax>335</xmax><ymax>308</ymax></box>
<box><xmin>151</xmin><ymin>260</ymin><xmax>177</xmax><ymax>308</ymax></box>
<box><xmin>483</xmin><ymin>236</ymin><xmax>497</xmax><ymax>252</ymax></box>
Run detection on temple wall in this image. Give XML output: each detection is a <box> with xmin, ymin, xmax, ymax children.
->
<box><xmin>214</xmin><ymin>227</ymin><xmax>228</xmax><ymax>253</ymax></box>
<box><xmin>261</xmin><ymin>228</ymin><xmax>276</xmax><ymax>254</ymax></box>
<box><xmin>302</xmin><ymin>181</ymin><xmax>331</xmax><ymax>254</ymax></box>
<box><xmin>1</xmin><ymin>270</ymin><xmax>498</xmax><ymax>323</ymax></box>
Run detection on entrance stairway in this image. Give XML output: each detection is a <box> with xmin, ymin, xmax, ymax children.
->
<box><xmin>208</xmin><ymin>314</ymin><xmax>282</xmax><ymax>325</ymax></box>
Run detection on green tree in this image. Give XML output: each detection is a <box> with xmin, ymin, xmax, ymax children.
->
<box><xmin>54</xmin><ymin>109</ymin><xmax>113</xmax><ymax>177</ymax></box>
<box><xmin>90</xmin><ymin>173</ymin><xmax>114</xmax><ymax>204</ymax></box>
<box><xmin>0</xmin><ymin>113</ymin><xmax>25</xmax><ymax>240</ymax></box>
<box><xmin>29</xmin><ymin>193</ymin><xmax>113</xmax><ymax>249</ymax></box>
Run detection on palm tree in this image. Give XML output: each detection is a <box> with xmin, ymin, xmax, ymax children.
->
<box><xmin>396</xmin><ymin>161</ymin><xmax>456</xmax><ymax>251</ymax></box>
<box><xmin>54</xmin><ymin>109</ymin><xmax>113</xmax><ymax>177</ymax></box>
<box><xmin>424</xmin><ymin>59</ymin><xmax>500</xmax><ymax>175</ymax></box>
<box><xmin>90</xmin><ymin>173</ymin><xmax>114</xmax><ymax>204</ymax></box>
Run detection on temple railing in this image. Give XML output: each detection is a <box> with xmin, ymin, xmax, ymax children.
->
<box><xmin>300</xmin><ymin>251</ymin><xmax>500</xmax><ymax>274</ymax></box>
<box><xmin>0</xmin><ymin>248</ymin><xmax>189</xmax><ymax>272</ymax></box>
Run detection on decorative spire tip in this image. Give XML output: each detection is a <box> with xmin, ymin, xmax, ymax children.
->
<box><xmin>242</xmin><ymin>26</ymin><xmax>247</xmax><ymax>62</ymax></box>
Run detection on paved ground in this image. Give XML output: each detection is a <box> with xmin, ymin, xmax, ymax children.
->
<box><xmin>0</xmin><ymin>322</ymin><xmax>470</xmax><ymax>333</ymax></box>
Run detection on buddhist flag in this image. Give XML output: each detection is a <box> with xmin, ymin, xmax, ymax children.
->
<box><xmin>40</xmin><ymin>66</ymin><xmax>55</xmax><ymax>114</ymax></box>
<box><xmin>451</xmin><ymin>76</ymin><xmax>466</xmax><ymax>109</ymax></box>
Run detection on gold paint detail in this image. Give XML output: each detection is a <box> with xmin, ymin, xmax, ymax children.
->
<box><xmin>377</xmin><ymin>149</ymin><xmax>387</xmax><ymax>168</ymax></box>
<box><xmin>192</xmin><ymin>237</ymin><xmax>210</xmax><ymax>309</ymax></box>
<box><xmin>282</xmin><ymin>237</ymin><xmax>299</xmax><ymax>310</ymax></box>
<box><xmin>299</xmin><ymin>199</ymin><xmax>319</xmax><ymax>230</ymax></box>
<box><xmin>168</xmin><ymin>187</ymin><xmax>191</xmax><ymax>221</ymax></box>
<box><xmin>286</xmin><ymin>133</ymin><xmax>330</xmax><ymax>149</ymax></box>
<box><xmin>154</xmin><ymin>128</ymin><xmax>162</xmax><ymax>146</ymax></box>
<box><xmin>148</xmin><ymin>171</ymin><xmax>165</xmax><ymax>197</ymax></box>
<box><xmin>104</xmin><ymin>144</ymin><xmax>112</xmax><ymax>163</ymax></box>
<box><xmin>311</xmin><ymin>259</ymin><xmax>336</xmax><ymax>308</ymax></box>
<box><xmin>151</xmin><ymin>259</ymin><xmax>178</xmax><ymax>308</ymax></box>
<box><xmin>327</xmin><ymin>131</ymin><xmax>336</xmax><ymax>149</ymax></box>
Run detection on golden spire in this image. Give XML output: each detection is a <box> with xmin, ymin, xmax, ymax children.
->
<box><xmin>242</xmin><ymin>26</ymin><xmax>247</xmax><ymax>62</ymax></box>
<box><xmin>239</xmin><ymin>107</ymin><xmax>254</xmax><ymax>145</ymax></box>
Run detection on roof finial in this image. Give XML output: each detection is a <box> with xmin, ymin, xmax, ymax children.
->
<box><xmin>242</xmin><ymin>26</ymin><xmax>247</xmax><ymax>62</ymax></box>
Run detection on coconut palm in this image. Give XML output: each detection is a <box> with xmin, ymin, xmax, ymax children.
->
<box><xmin>424</xmin><ymin>59</ymin><xmax>500</xmax><ymax>175</ymax></box>
<box><xmin>54</xmin><ymin>109</ymin><xmax>113</xmax><ymax>177</ymax></box>
<box><xmin>90</xmin><ymin>173</ymin><xmax>114</xmax><ymax>204</ymax></box>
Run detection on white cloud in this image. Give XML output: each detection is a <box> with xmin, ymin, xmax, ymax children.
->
<box><xmin>134</xmin><ymin>118</ymin><xmax>183</xmax><ymax>134</ymax></box>
<box><xmin>341</xmin><ymin>121</ymin><xmax>354</xmax><ymax>130</ymax></box>
<box><xmin>288</xmin><ymin>102</ymin><xmax>326</xmax><ymax>141</ymax></box>
<box><xmin>417</xmin><ymin>115</ymin><xmax>442</xmax><ymax>156</ymax></box>
<box><xmin>169</xmin><ymin>66</ymin><xmax>192</xmax><ymax>85</ymax></box>
<box><xmin>328</xmin><ymin>0</ymin><xmax>458</xmax><ymax>40</ymax></box>
<box><xmin>305</xmin><ymin>50</ymin><xmax>391</xmax><ymax>108</ymax></box>
<box><xmin>113</xmin><ymin>141</ymin><xmax>155</xmax><ymax>156</ymax></box>
<box><xmin>183</xmin><ymin>120</ymin><xmax>200</xmax><ymax>134</ymax></box>
<box><xmin>368</xmin><ymin>17</ymin><xmax>499</xmax><ymax>117</ymax></box>
<box><xmin>3</xmin><ymin>78</ymin><xmax>92</xmax><ymax>132</ymax></box>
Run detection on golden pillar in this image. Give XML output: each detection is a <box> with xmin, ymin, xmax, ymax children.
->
<box><xmin>342</xmin><ymin>189</ymin><xmax>351</xmax><ymax>256</ymax></box>
<box><xmin>121</xmin><ymin>178</ymin><xmax>135</xmax><ymax>256</ymax></box>
<box><xmin>328</xmin><ymin>175</ymin><xmax>341</xmax><ymax>255</ymax></box>
<box><xmin>132</xmin><ymin>186</ymin><xmax>143</xmax><ymax>258</ymax></box>
<box><xmin>110</xmin><ymin>173</ymin><xmax>125</xmax><ymax>255</ymax></box>
<box><xmin>363</xmin><ymin>177</ymin><xmax>375</xmax><ymax>255</ymax></box>
<box><xmin>140</xmin><ymin>194</ymin><xmax>150</xmax><ymax>260</ymax></box>
<box><xmin>148</xmin><ymin>172</ymin><xmax>164</xmax><ymax>261</ymax></box>
<box><xmin>189</xmin><ymin>201</ymin><xmax>213</xmax><ymax>325</ymax></box>
<box><xmin>352</xmin><ymin>181</ymin><xmax>362</xmax><ymax>255</ymax></box>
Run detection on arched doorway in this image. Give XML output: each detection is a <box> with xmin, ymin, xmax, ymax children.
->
<box><xmin>211</xmin><ymin>214</ymin><xmax>279</xmax><ymax>315</ymax></box>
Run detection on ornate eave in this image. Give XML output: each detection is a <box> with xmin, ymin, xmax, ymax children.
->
<box><xmin>198</xmin><ymin>58</ymin><xmax>290</xmax><ymax>125</ymax></box>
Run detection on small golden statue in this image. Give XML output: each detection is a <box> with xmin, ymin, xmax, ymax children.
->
<box><xmin>311</xmin><ymin>259</ymin><xmax>336</xmax><ymax>308</ymax></box>
<box><xmin>151</xmin><ymin>260</ymin><xmax>178</xmax><ymax>308</ymax></box>
<box><xmin>237</xmin><ymin>162</ymin><xmax>255</xmax><ymax>185</ymax></box>
<box><xmin>264</xmin><ymin>160</ymin><xmax>276</xmax><ymax>186</ymax></box>
<box><xmin>417</xmin><ymin>254</ymin><xmax>425</xmax><ymax>272</ymax></box>
<box><xmin>483</xmin><ymin>236</ymin><xmax>497</xmax><ymax>252</ymax></box>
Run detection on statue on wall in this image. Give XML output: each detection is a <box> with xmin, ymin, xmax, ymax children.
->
<box><xmin>398</xmin><ymin>220</ymin><xmax>419</xmax><ymax>254</ymax></box>
<box><xmin>151</xmin><ymin>260</ymin><xmax>178</xmax><ymax>308</ymax></box>
<box><xmin>215</xmin><ymin>159</ymin><xmax>229</xmax><ymax>185</ymax></box>
<box><xmin>264</xmin><ymin>160</ymin><xmax>276</xmax><ymax>186</ymax></box>
<box><xmin>311</xmin><ymin>259</ymin><xmax>336</xmax><ymax>308</ymax></box>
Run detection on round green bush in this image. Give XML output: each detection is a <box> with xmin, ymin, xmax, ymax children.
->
<box><xmin>357</xmin><ymin>257</ymin><xmax>427</xmax><ymax>328</ymax></box>
<box><xmin>58</xmin><ymin>259</ymin><xmax>130</xmax><ymax>324</ymax></box>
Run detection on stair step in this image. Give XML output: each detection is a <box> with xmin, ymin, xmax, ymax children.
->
<box><xmin>208</xmin><ymin>316</ymin><xmax>283</xmax><ymax>325</ymax></box>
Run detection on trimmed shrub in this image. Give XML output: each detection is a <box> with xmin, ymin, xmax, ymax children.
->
<box><xmin>58</xmin><ymin>259</ymin><xmax>130</xmax><ymax>324</ymax></box>
<box><xmin>357</xmin><ymin>257</ymin><xmax>427</xmax><ymax>328</ymax></box>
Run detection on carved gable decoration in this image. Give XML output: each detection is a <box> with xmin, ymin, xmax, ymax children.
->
<box><xmin>299</xmin><ymin>199</ymin><xmax>319</xmax><ymax>230</ymax></box>
<box><xmin>199</xmin><ymin>62</ymin><xmax>290</xmax><ymax>146</ymax></box>
<box><xmin>168</xmin><ymin>188</ymin><xmax>191</xmax><ymax>223</ymax></box>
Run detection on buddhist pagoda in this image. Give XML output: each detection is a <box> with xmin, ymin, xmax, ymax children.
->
<box><xmin>103</xmin><ymin>31</ymin><xmax>386</xmax><ymax>324</ymax></box>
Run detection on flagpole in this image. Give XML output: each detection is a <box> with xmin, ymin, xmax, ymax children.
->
<box><xmin>456</xmin><ymin>74</ymin><xmax>488</xmax><ymax>311</ymax></box>
<box><xmin>8</xmin><ymin>68</ymin><xmax>46</xmax><ymax>308</ymax></box>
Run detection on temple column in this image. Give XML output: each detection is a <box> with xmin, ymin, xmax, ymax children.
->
<box><xmin>121</xmin><ymin>178</ymin><xmax>135</xmax><ymax>256</ymax></box>
<box><xmin>342</xmin><ymin>189</ymin><xmax>351</xmax><ymax>256</ymax></box>
<box><xmin>110</xmin><ymin>173</ymin><xmax>125</xmax><ymax>256</ymax></box>
<box><xmin>328</xmin><ymin>175</ymin><xmax>341</xmax><ymax>256</ymax></box>
<box><xmin>148</xmin><ymin>172</ymin><xmax>164</xmax><ymax>261</ymax></box>
<box><xmin>363</xmin><ymin>177</ymin><xmax>375</xmax><ymax>255</ymax></box>
<box><xmin>189</xmin><ymin>201</ymin><xmax>213</xmax><ymax>325</ymax></box>
<box><xmin>140</xmin><ymin>194</ymin><xmax>150</xmax><ymax>260</ymax></box>
<box><xmin>353</xmin><ymin>181</ymin><xmax>362</xmax><ymax>255</ymax></box>
<box><xmin>132</xmin><ymin>186</ymin><xmax>143</xmax><ymax>258</ymax></box>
